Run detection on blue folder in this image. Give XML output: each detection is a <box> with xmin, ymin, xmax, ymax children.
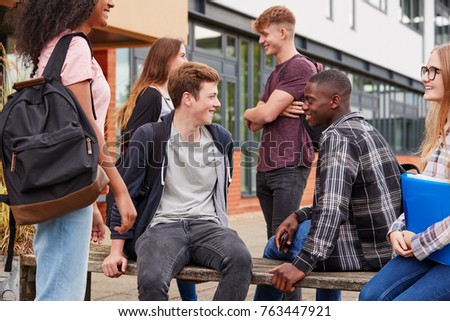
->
<box><xmin>401</xmin><ymin>172</ymin><xmax>450</xmax><ymax>265</ymax></box>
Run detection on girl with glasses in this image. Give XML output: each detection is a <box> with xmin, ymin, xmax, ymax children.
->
<box><xmin>359</xmin><ymin>43</ymin><xmax>450</xmax><ymax>301</ymax></box>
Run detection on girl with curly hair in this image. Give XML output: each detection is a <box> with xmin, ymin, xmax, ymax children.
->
<box><xmin>9</xmin><ymin>0</ymin><xmax>137</xmax><ymax>300</ymax></box>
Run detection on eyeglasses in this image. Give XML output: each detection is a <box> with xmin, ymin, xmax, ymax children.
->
<box><xmin>421</xmin><ymin>66</ymin><xmax>441</xmax><ymax>81</ymax></box>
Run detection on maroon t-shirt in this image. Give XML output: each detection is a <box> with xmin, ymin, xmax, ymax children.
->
<box><xmin>257</xmin><ymin>54</ymin><xmax>316</xmax><ymax>172</ymax></box>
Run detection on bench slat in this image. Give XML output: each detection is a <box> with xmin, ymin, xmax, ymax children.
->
<box><xmin>20</xmin><ymin>243</ymin><xmax>375</xmax><ymax>296</ymax></box>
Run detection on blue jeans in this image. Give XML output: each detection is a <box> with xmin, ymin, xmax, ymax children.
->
<box><xmin>359</xmin><ymin>255</ymin><xmax>450</xmax><ymax>301</ymax></box>
<box><xmin>177</xmin><ymin>280</ymin><xmax>197</xmax><ymax>301</ymax></box>
<box><xmin>257</xmin><ymin>167</ymin><xmax>310</xmax><ymax>238</ymax></box>
<box><xmin>254</xmin><ymin>220</ymin><xmax>341</xmax><ymax>301</ymax></box>
<box><xmin>135</xmin><ymin>220</ymin><xmax>252</xmax><ymax>300</ymax></box>
<box><xmin>33</xmin><ymin>205</ymin><xmax>93</xmax><ymax>300</ymax></box>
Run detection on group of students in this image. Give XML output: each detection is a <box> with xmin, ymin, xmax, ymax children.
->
<box><xmin>8</xmin><ymin>0</ymin><xmax>450</xmax><ymax>301</ymax></box>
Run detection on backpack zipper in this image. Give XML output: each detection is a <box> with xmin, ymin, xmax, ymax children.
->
<box><xmin>86</xmin><ymin>137</ymin><xmax>93</xmax><ymax>155</ymax></box>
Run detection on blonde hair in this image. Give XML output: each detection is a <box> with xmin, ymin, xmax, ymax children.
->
<box><xmin>252</xmin><ymin>5</ymin><xmax>296</xmax><ymax>34</ymax></box>
<box><xmin>116</xmin><ymin>37</ymin><xmax>183</xmax><ymax>130</ymax></box>
<box><xmin>419</xmin><ymin>43</ymin><xmax>450</xmax><ymax>169</ymax></box>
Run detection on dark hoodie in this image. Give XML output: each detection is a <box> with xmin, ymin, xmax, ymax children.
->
<box><xmin>109</xmin><ymin>111</ymin><xmax>234</xmax><ymax>259</ymax></box>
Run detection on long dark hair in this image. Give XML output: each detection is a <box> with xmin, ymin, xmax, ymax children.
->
<box><xmin>116</xmin><ymin>37</ymin><xmax>184</xmax><ymax>130</ymax></box>
<box><xmin>8</xmin><ymin>0</ymin><xmax>96</xmax><ymax>77</ymax></box>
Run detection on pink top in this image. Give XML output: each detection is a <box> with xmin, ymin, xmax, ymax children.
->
<box><xmin>37</xmin><ymin>31</ymin><xmax>110</xmax><ymax>134</ymax></box>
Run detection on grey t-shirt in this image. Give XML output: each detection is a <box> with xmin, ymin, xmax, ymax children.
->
<box><xmin>150</xmin><ymin>125</ymin><xmax>219</xmax><ymax>227</ymax></box>
<box><xmin>158</xmin><ymin>94</ymin><xmax>174</xmax><ymax>121</ymax></box>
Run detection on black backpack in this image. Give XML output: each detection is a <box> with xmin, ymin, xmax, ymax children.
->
<box><xmin>279</xmin><ymin>53</ymin><xmax>327</xmax><ymax>151</ymax></box>
<box><xmin>0</xmin><ymin>33</ymin><xmax>109</xmax><ymax>272</ymax></box>
<box><xmin>105</xmin><ymin>121</ymin><xmax>166</xmax><ymax>259</ymax></box>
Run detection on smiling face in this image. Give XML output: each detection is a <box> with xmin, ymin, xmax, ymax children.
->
<box><xmin>422</xmin><ymin>50</ymin><xmax>445</xmax><ymax>104</ymax></box>
<box><xmin>258</xmin><ymin>23</ymin><xmax>283</xmax><ymax>57</ymax></box>
<box><xmin>302</xmin><ymin>82</ymin><xmax>336</xmax><ymax>127</ymax></box>
<box><xmin>85</xmin><ymin>0</ymin><xmax>115</xmax><ymax>29</ymax></box>
<box><xmin>190</xmin><ymin>82</ymin><xmax>221</xmax><ymax>126</ymax></box>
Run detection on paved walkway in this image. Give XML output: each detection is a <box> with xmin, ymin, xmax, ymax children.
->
<box><xmin>90</xmin><ymin>211</ymin><xmax>359</xmax><ymax>301</ymax></box>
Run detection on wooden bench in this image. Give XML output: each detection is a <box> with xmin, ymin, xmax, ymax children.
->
<box><xmin>18</xmin><ymin>243</ymin><xmax>375</xmax><ymax>300</ymax></box>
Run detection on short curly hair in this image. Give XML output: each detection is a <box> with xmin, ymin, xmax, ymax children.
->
<box><xmin>252</xmin><ymin>6</ymin><xmax>296</xmax><ymax>33</ymax></box>
<box><xmin>309</xmin><ymin>69</ymin><xmax>352</xmax><ymax>98</ymax></box>
<box><xmin>8</xmin><ymin>0</ymin><xmax>96</xmax><ymax>77</ymax></box>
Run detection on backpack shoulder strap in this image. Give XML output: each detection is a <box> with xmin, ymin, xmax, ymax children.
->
<box><xmin>138</xmin><ymin>122</ymin><xmax>166</xmax><ymax>197</ymax></box>
<box><xmin>301</xmin><ymin>54</ymin><xmax>323</xmax><ymax>73</ymax></box>
<box><xmin>43</xmin><ymin>32</ymin><xmax>92</xmax><ymax>80</ymax></box>
<box><xmin>43</xmin><ymin>32</ymin><xmax>97</xmax><ymax>120</ymax></box>
<box><xmin>278</xmin><ymin>53</ymin><xmax>322</xmax><ymax>82</ymax></box>
<box><xmin>4</xmin><ymin>210</ymin><xmax>15</xmax><ymax>272</ymax></box>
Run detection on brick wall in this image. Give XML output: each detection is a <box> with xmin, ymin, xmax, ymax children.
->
<box><xmin>93</xmin><ymin>49</ymin><xmax>117</xmax><ymax>152</ymax></box>
<box><xmin>227</xmin><ymin>151</ymin><xmax>261</xmax><ymax>214</ymax></box>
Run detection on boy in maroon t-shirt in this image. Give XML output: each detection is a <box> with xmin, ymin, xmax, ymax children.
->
<box><xmin>243</xmin><ymin>7</ymin><xmax>314</xmax><ymax>254</ymax></box>
<box><xmin>244</xmin><ymin>5</ymin><xmax>335</xmax><ymax>301</ymax></box>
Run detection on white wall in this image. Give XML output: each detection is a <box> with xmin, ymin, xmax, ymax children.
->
<box><xmin>213</xmin><ymin>0</ymin><xmax>432</xmax><ymax>81</ymax></box>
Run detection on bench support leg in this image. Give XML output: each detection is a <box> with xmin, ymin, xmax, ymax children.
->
<box><xmin>84</xmin><ymin>272</ymin><xmax>92</xmax><ymax>301</ymax></box>
<box><xmin>19</xmin><ymin>265</ymin><xmax>36</xmax><ymax>301</ymax></box>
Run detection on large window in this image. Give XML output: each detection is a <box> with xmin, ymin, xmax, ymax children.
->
<box><xmin>239</xmin><ymin>40</ymin><xmax>265</xmax><ymax>196</ymax></box>
<box><xmin>348</xmin><ymin>70</ymin><xmax>425</xmax><ymax>153</ymax></box>
<box><xmin>226</xmin><ymin>35</ymin><xmax>237</xmax><ymax>57</ymax></box>
<box><xmin>194</xmin><ymin>25</ymin><xmax>222</xmax><ymax>54</ymax></box>
<box><xmin>226</xmin><ymin>81</ymin><xmax>236</xmax><ymax>135</ymax></box>
<box><xmin>115</xmin><ymin>48</ymin><xmax>131</xmax><ymax>110</ymax></box>
<box><xmin>239</xmin><ymin>40</ymin><xmax>249</xmax><ymax>145</ymax></box>
<box><xmin>400</xmin><ymin>0</ymin><xmax>424</xmax><ymax>33</ymax></box>
<box><xmin>436</xmin><ymin>0</ymin><xmax>450</xmax><ymax>44</ymax></box>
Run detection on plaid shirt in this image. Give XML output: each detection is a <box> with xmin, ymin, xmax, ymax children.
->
<box><xmin>389</xmin><ymin>133</ymin><xmax>450</xmax><ymax>261</ymax></box>
<box><xmin>292</xmin><ymin>112</ymin><xmax>402</xmax><ymax>274</ymax></box>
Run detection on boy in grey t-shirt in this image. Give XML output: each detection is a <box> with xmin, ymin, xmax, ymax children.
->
<box><xmin>151</xmin><ymin>125</ymin><xmax>219</xmax><ymax>227</ymax></box>
<box><xmin>103</xmin><ymin>62</ymin><xmax>252</xmax><ymax>301</ymax></box>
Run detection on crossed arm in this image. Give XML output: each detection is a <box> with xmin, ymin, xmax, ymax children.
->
<box><xmin>244</xmin><ymin>89</ymin><xmax>304</xmax><ymax>132</ymax></box>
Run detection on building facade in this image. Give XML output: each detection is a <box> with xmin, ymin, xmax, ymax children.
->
<box><xmin>185</xmin><ymin>0</ymin><xmax>438</xmax><ymax>212</ymax></box>
<box><xmin>1</xmin><ymin>0</ymin><xmax>447</xmax><ymax>214</ymax></box>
